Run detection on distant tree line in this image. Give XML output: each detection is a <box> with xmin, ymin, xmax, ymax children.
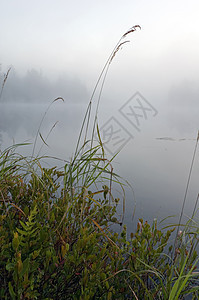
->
<box><xmin>0</xmin><ymin>68</ymin><xmax>88</xmax><ymax>103</ymax></box>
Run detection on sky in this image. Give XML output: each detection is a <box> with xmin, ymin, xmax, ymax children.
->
<box><xmin>1</xmin><ymin>0</ymin><xmax>199</xmax><ymax>226</ymax></box>
<box><xmin>1</xmin><ymin>1</ymin><xmax>199</xmax><ymax>119</ymax></box>
<box><xmin>1</xmin><ymin>0</ymin><xmax>199</xmax><ymax>81</ymax></box>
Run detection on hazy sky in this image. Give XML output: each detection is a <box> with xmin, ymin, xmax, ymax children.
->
<box><xmin>1</xmin><ymin>0</ymin><xmax>199</xmax><ymax>81</ymax></box>
<box><xmin>1</xmin><ymin>0</ymin><xmax>199</xmax><ymax>224</ymax></box>
<box><xmin>1</xmin><ymin>2</ymin><xmax>199</xmax><ymax>105</ymax></box>
<box><xmin>1</xmin><ymin>1</ymin><xmax>199</xmax><ymax>130</ymax></box>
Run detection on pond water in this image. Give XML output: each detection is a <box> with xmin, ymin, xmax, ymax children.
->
<box><xmin>1</xmin><ymin>101</ymin><xmax>199</xmax><ymax>232</ymax></box>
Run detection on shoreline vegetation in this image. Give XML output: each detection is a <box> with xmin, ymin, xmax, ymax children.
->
<box><xmin>1</xmin><ymin>26</ymin><xmax>199</xmax><ymax>299</ymax></box>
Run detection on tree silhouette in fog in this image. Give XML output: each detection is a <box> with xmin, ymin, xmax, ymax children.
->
<box><xmin>1</xmin><ymin>68</ymin><xmax>88</xmax><ymax>103</ymax></box>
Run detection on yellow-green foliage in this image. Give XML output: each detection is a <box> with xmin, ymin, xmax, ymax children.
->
<box><xmin>0</xmin><ymin>160</ymin><xmax>198</xmax><ymax>299</ymax></box>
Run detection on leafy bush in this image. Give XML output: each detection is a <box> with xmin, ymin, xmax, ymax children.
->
<box><xmin>0</xmin><ymin>145</ymin><xmax>199</xmax><ymax>299</ymax></box>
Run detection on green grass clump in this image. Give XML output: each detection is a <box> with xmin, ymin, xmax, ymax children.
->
<box><xmin>0</xmin><ymin>144</ymin><xmax>199</xmax><ymax>299</ymax></box>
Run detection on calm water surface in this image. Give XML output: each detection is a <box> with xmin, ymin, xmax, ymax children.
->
<box><xmin>1</xmin><ymin>102</ymin><xmax>199</xmax><ymax>232</ymax></box>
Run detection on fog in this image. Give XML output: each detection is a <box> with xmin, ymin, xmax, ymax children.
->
<box><xmin>1</xmin><ymin>0</ymin><xmax>199</xmax><ymax>229</ymax></box>
<box><xmin>1</xmin><ymin>69</ymin><xmax>89</xmax><ymax>104</ymax></box>
<box><xmin>1</xmin><ymin>70</ymin><xmax>199</xmax><ymax>229</ymax></box>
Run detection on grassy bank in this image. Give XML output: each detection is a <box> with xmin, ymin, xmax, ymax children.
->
<box><xmin>0</xmin><ymin>142</ymin><xmax>199</xmax><ymax>299</ymax></box>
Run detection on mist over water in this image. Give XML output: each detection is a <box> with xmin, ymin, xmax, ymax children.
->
<box><xmin>1</xmin><ymin>82</ymin><xmax>199</xmax><ymax>231</ymax></box>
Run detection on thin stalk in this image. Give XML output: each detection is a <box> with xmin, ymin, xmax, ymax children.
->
<box><xmin>80</xmin><ymin>26</ymin><xmax>141</xmax><ymax>188</ymax></box>
<box><xmin>74</xmin><ymin>25</ymin><xmax>141</xmax><ymax>159</ymax></box>
<box><xmin>174</xmin><ymin>131</ymin><xmax>199</xmax><ymax>253</ymax></box>
<box><xmin>191</xmin><ymin>193</ymin><xmax>199</xmax><ymax>220</ymax></box>
<box><xmin>31</xmin><ymin>97</ymin><xmax>64</xmax><ymax>159</ymax></box>
<box><xmin>0</xmin><ymin>67</ymin><xmax>11</xmax><ymax>101</ymax></box>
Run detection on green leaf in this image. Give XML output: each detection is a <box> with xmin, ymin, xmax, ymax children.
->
<box><xmin>19</xmin><ymin>220</ymin><xmax>29</xmax><ymax>231</ymax></box>
<box><xmin>21</xmin><ymin>258</ymin><xmax>30</xmax><ymax>277</ymax></box>
<box><xmin>17</xmin><ymin>228</ymin><xmax>29</xmax><ymax>236</ymax></box>
<box><xmin>32</xmin><ymin>250</ymin><xmax>41</xmax><ymax>259</ymax></box>
<box><xmin>174</xmin><ymin>260</ymin><xmax>198</xmax><ymax>299</ymax></box>
<box><xmin>8</xmin><ymin>282</ymin><xmax>16</xmax><ymax>299</ymax></box>
<box><xmin>61</xmin><ymin>243</ymin><xmax>69</xmax><ymax>257</ymax></box>
<box><xmin>169</xmin><ymin>256</ymin><xmax>198</xmax><ymax>300</ymax></box>
<box><xmin>6</xmin><ymin>263</ymin><xmax>14</xmax><ymax>271</ymax></box>
<box><xmin>12</xmin><ymin>232</ymin><xmax>19</xmax><ymax>251</ymax></box>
